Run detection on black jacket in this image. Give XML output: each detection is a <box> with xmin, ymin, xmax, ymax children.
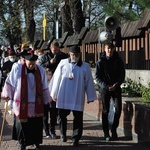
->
<box><xmin>95</xmin><ymin>51</ymin><xmax>125</xmax><ymax>93</ymax></box>
<box><xmin>2</xmin><ymin>60</ymin><xmax>17</xmax><ymax>77</ymax></box>
<box><xmin>39</xmin><ymin>51</ymin><xmax>68</xmax><ymax>73</ymax></box>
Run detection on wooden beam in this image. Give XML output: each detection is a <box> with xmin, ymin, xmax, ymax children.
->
<box><xmin>145</xmin><ymin>31</ymin><xmax>149</xmax><ymax>60</ymax></box>
<box><xmin>133</xmin><ymin>39</ymin><xmax>136</xmax><ymax>51</ymax></box>
<box><xmin>137</xmin><ymin>38</ymin><xmax>140</xmax><ymax>50</ymax></box>
<box><xmin>129</xmin><ymin>39</ymin><xmax>133</xmax><ymax>51</ymax></box>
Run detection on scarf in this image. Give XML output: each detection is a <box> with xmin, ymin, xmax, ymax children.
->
<box><xmin>19</xmin><ymin>64</ymin><xmax>44</xmax><ymax>122</ymax></box>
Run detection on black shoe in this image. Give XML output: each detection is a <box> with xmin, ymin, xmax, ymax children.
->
<box><xmin>112</xmin><ymin>132</ymin><xmax>118</xmax><ymax>140</ymax></box>
<box><xmin>72</xmin><ymin>141</ymin><xmax>79</xmax><ymax>147</ymax></box>
<box><xmin>60</xmin><ymin>135</ymin><xmax>67</xmax><ymax>142</ymax></box>
<box><xmin>20</xmin><ymin>144</ymin><xmax>26</xmax><ymax>150</ymax></box>
<box><xmin>35</xmin><ymin>143</ymin><xmax>40</xmax><ymax>150</ymax></box>
<box><xmin>104</xmin><ymin>133</ymin><xmax>111</xmax><ymax>141</ymax></box>
<box><xmin>105</xmin><ymin>136</ymin><xmax>111</xmax><ymax>141</ymax></box>
<box><xmin>50</xmin><ymin>132</ymin><xmax>57</xmax><ymax>139</ymax></box>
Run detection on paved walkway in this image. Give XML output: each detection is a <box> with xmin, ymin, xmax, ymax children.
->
<box><xmin>0</xmin><ymin>100</ymin><xmax>149</xmax><ymax>150</ymax></box>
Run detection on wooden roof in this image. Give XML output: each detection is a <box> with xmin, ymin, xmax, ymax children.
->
<box><xmin>77</xmin><ymin>27</ymin><xmax>89</xmax><ymax>40</ymax></box>
<box><xmin>58</xmin><ymin>32</ymin><xmax>69</xmax><ymax>47</ymax></box>
<box><xmin>82</xmin><ymin>29</ymin><xmax>99</xmax><ymax>44</ymax></box>
<box><xmin>33</xmin><ymin>40</ymin><xmax>41</xmax><ymax>50</ymax></box>
<box><xmin>40</xmin><ymin>36</ymin><xmax>54</xmax><ymax>50</ymax></box>
<box><xmin>40</xmin><ymin>41</ymin><xmax>50</xmax><ymax>50</ymax></box>
<box><xmin>121</xmin><ymin>9</ymin><xmax>150</xmax><ymax>38</ymax></box>
<box><xmin>62</xmin><ymin>27</ymin><xmax>89</xmax><ymax>46</ymax></box>
<box><xmin>63</xmin><ymin>34</ymin><xmax>80</xmax><ymax>46</ymax></box>
<box><xmin>51</xmin><ymin>9</ymin><xmax>150</xmax><ymax>47</ymax></box>
<box><xmin>36</xmin><ymin>39</ymin><xmax>44</xmax><ymax>49</ymax></box>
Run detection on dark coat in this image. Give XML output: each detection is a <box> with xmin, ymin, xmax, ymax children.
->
<box><xmin>2</xmin><ymin>60</ymin><xmax>17</xmax><ymax>77</ymax></box>
<box><xmin>1</xmin><ymin>60</ymin><xmax>17</xmax><ymax>87</ymax></box>
<box><xmin>95</xmin><ymin>51</ymin><xmax>125</xmax><ymax>93</ymax></box>
<box><xmin>39</xmin><ymin>51</ymin><xmax>68</xmax><ymax>73</ymax></box>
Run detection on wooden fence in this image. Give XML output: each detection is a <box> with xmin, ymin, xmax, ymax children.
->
<box><xmin>60</xmin><ymin>30</ymin><xmax>150</xmax><ymax>70</ymax></box>
<box><xmin>35</xmin><ymin>9</ymin><xmax>150</xmax><ymax>70</ymax></box>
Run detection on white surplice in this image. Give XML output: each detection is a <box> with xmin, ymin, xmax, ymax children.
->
<box><xmin>49</xmin><ymin>58</ymin><xmax>97</xmax><ymax>111</ymax></box>
<box><xmin>2</xmin><ymin>63</ymin><xmax>51</xmax><ymax>117</ymax></box>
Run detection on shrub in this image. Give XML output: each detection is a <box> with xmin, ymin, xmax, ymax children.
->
<box><xmin>121</xmin><ymin>78</ymin><xmax>150</xmax><ymax>103</ymax></box>
<box><xmin>140</xmin><ymin>83</ymin><xmax>150</xmax><ymax>102</ymax></box>
<box><xmin>121</xmin><ymin>78</ymin><xmax>143</xmax><ymax>97</ymax></box>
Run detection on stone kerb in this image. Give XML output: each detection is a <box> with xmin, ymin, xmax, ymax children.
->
<box><xmin>120</xmin><ymin>98</ymin><xmax>150</xmax><ymax>143</ymax></box>
<box><xmin>84</xmin><ymin>95</ymin><xmax>150</xmax><ymax>143</ymax></box>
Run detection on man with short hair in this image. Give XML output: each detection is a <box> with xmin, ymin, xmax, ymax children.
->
<box><xmin>95</xmin><ymin>43</ymin><xmax>125</xmax><ymax>141</ymax></box>
<box><xmin>39</xmin><ymin>40</ymin><xmax>68</xmax><ymax>73</ymax></box>
<box><xmin>39</xmin><ymin>40</ymin><xmax>68</xmax><ymax>138</ymax></box>
<box><xmin>2</xmin><ymin>52</ymin><xmax>51</xmax><ymax>150</ymax></box>
<box><xmin>49</xmin><ymin>46</ymin><xmax>97</xmax><ymax>146</ymax></box>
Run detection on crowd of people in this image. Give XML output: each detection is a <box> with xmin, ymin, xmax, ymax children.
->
<box><xmin>0</xmin><ymin>41</ymin><xmax>125</xmax><ymax>150</ymax></box>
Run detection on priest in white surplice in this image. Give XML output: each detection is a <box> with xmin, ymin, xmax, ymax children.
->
<box><xmin>2</xmin><ymin>52</ymin><xmax>51</xmax><ymax>150</ymax></box>
<box><xmin>49</xmin><ymin>46</ymin><xmax>97</xmax><ymax>146</ymax></box>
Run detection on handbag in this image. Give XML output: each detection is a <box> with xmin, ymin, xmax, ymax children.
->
<box><xmin>108</xmin><ymin>99</ymin><xmax>115</xmax><ymax>124</ymax></box>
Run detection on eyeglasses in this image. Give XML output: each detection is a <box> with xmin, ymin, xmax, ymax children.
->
<box><xmin>47</xmin><ymin>73</ymin><xmax>52</xmax><ymax>76</ymax></box>
<box><xmin>70</xmin><ymin>53</ymin><xmax>80</xmax><ymax>57</ymax></box>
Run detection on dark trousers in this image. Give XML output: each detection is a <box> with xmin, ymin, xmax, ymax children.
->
<box><xmin>101</xmin><ymin>89</ymin><xmax>122</xmax><ymax>136</ymax></box>
<box><xmin>43</xmin><ymin>102</ymin><xmax>58</xmax><ymax>135</ymax></box>
<box><xmin>58</xmin><ymin>109</ymin><xmax>83</xmax><ymax>142</ymax></box>
<box><xmin>43</xmin><ymin>104</ymin><xmax>50</xmax><ymax>135</ymax></box>
<box><xmin>12</xmin><ymin>115</ymin><xmax>43</xmax><ymax>146</ymax></box>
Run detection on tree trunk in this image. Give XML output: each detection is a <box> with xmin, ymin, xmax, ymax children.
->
<box><xmin>69</xmin><ymin>0</ymin><xmax>85</xmax><ymax>34</ymax></box>
<box><xmin>61</xmin><ymin>0</ymin><xmax>73</xmax><ymax>35</ymax></box>
<box><xmin>23</xmin><ymin>0</ymin><xmax>35</xmax><ymax>43</ymax></box>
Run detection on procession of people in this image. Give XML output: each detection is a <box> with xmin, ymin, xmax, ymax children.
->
<box><xmin>0</xmin><ymin>41</ymin><xmax>125</xmax><ymax>150</ymax></box>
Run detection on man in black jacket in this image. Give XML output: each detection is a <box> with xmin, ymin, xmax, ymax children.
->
<box><xmin>95</xmin><ymin>43</ymin><xmax>125</xmax><ymax>141</ymax></box>
<box><xmin>39</xmin><ymin>40</ymin><xmax>68</xmax><ymax>73</ymax></box>
<box><xmin>39</xmin><ymin>40</ymin><xmax>68</xmax><ymax>139</ymax></box>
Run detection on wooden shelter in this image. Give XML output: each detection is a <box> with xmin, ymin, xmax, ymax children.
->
<box><xmin>37</xmin><ymin>9</ymin><xmax>150</xmax><ymax>70</ymax></box>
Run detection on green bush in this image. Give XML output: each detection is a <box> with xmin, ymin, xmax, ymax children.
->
<box><xmin>140</xmin><ymin>83</ymin><xmax>150</xmax><ymax>102</ymax></box>
<box><xmin>121</xmin><ymin>78</ymin><xmax>143</xmax><ymax>97</ymax></box>
<box><xmin>121</xmin><ymin>78</ymin><xmax>150</xmax><ymax>102</ymax></box>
